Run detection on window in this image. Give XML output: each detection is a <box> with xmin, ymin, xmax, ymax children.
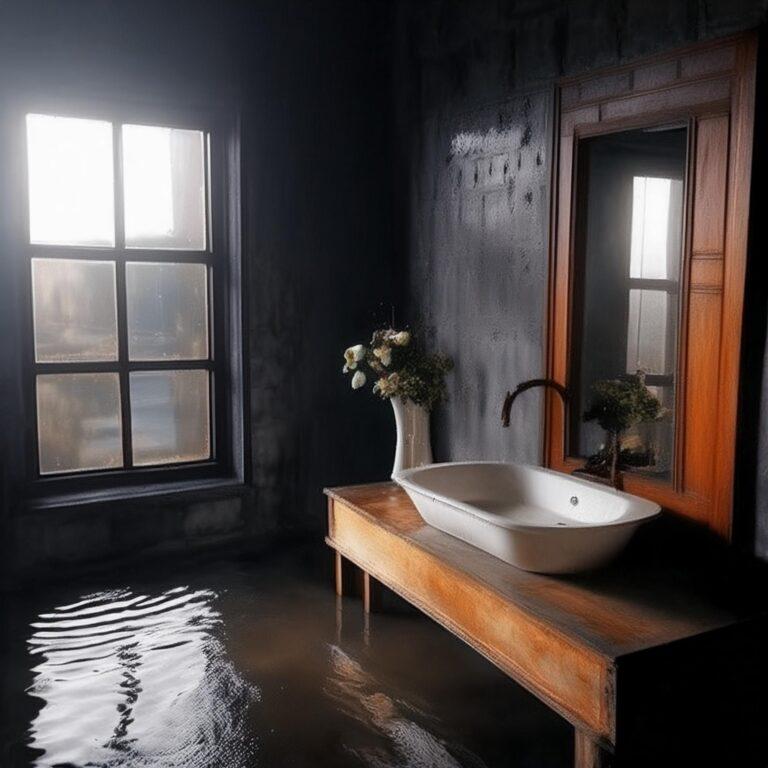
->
<box><xmin>25</xmin><ymin>113</ymin><xmax>227</xmax><ymax>481</ymax></box>
<box><xmin>624</xmin><ymin>173</ymin><xmax>684</xmax><ymax>478</ymax></box>
<box><xmin>626</xmin><ymin>175</ymin><xmax>683</xmax><ymax>380</ymax></box>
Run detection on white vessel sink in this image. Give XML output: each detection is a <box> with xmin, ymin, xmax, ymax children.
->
<box><xmin>393</xmin><ymin>462</ymin><xmax>660</xmax><ymax>574</ymax></box>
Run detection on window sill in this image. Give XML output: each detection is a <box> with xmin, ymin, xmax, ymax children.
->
<box><xmin>25</xmin><ymin>476</ymin><xmax>249</xmax><ymax>513</ymax></box>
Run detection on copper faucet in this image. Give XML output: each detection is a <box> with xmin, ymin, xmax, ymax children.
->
<box><xmin>501</xmin><ymin>378</ymin><xmax>570</xmax><ymax>427</ymax></box>
<box><xmin>501</xmin><ymin>378</ymin><xmax>624</xmax><ymax>489</ymax></box>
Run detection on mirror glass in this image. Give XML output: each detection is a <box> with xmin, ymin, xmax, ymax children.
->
<box><xmin>568</xmin><ymin>126</ymin><xmax>687</xmax><ymax>481</ymax></box>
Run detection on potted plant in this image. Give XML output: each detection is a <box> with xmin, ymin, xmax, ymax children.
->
<box><xmin>582</xmin><ymin>372</ymin><xmax>663</xmax><ymax>488</ymax></box>
<box><xmin>342</xmin><ymin>328</ymin><xmax>453</xmax><ymax>476</ymax></box>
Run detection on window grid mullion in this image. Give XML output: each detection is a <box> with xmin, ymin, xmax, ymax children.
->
<box><xmin>33</xmin><ymin>360</ymin><xmax>215</xmax><ymax>374</ymax></box>
<box><xmin>204</xmin><ymin>132</ymin><xmax>213</xmax><ymax>253</ymax></box>
<box><xmin>113</xmin><ymin>123</ymin><xmax>134</xmax><ymax>469</ymax></box>
<box><xmin>26</xmin><ymin>245</ymin><xmax>214</xmax><ymax>263</ymax></box>
<box><xmin>626</xmin><ymin>277</ymin><xmax>679</xmax><ymax>293</ymax></box>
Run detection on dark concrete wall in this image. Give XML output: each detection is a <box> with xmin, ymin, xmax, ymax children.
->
<box><xmin>0</xmin><ymin>0</ymin><xmax>399</xmax><ymax>581</ymax></box>
<box><xmin>242</xmin><ymin>1</ymin><xmax>403</xmax><ymax>538</ymax></box>
<box><xmin>394</xmin><ymin>0</ymin><xmax>768</xmax><ymax>555</ymax></box>
<box><xmin>402</xmin><ymin>91</ymin><xmax>552</xmax><ymax>465</ymax></box>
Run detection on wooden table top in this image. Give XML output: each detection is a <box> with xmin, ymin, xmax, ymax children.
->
<box><xmin>325</xmin><ymin>482</ymin><xmax>768</xmax><ymax>661</ymax></box>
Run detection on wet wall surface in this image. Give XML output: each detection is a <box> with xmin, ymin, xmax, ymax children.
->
<box><xmin>404</xmin><ymin>93</ymin><xmax>552</xmax><ymax>465</ymax></box>
<box><xmin>0</xmin><ymin>545</ymin><xmax>572</xmax><ymax>767</ymax></box>
<box><xmin>394</xmin><ymin>0</ymin><xmax>768</xmax><ymax>556</ymax></box>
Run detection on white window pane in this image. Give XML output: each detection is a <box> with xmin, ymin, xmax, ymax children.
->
<box><xmin>26</xmin><ymin>114</ymin><xmax>115</xmax><ymax>247</ymax></box>
<box><xmin>130</xmin><ymin>370</ymin><xmax>210</xmax><ymax>466</ymax></box>
<box><xmin>32</xmin><ymin>258</ymin><xmax>118</xmax><ymax>362</ymax></box>
<box><xmin>626</xmin><ymin>289</ymin><xmax>673</xmax><ymax>375</ymax></box>
<box><xmin>37</xmin><ymin>373</ymin><xmax>123</xmax><ymax>474</ymax></box>
<box><xmin>123</xmin><ymin>125</ymin><xmax>206</xmax><ymax>250</ymax></box>
<box><xmin>629</xmin><ymin>176</ymin><xmax>683</xmax><ymax>280</ymax></box>
<box><xmin>126</xmin><ymin>262</ymin><xmax>208</xmax><ymax>361</ymax></box>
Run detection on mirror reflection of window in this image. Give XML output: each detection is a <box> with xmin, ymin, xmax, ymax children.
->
<box><xmin>569</xmin><ymin>127</ymin><xmax>687</xmax><ymax>481</ymax></box>
<box><xmin>626</xmin><ymin>175</ymin><xmax>683</xmax><ymax>377</ymax></box>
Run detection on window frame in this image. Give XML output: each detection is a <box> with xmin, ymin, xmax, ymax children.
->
<box><xmin>13</xmin><ymin>97</ymin><xmax>246</xmax><ymax>502</ymax></box>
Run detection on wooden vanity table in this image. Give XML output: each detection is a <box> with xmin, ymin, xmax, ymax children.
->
<box><xmin>325</xmin><ymin>483</ymin><xmax>768</xmax><ymax>767</ymax></box>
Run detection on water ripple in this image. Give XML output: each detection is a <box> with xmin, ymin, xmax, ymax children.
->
<box><xmin>325</xmin><ymin>645</ymin><xmax>488</xmax><ymax>768</ymax></box>
<box><xmin>26</xmin><ymin>585</ymin><xmax>260</xmax><ymax>768</ymax></box>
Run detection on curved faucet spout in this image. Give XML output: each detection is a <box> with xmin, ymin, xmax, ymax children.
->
<box><xmin>501</xmin><ymin>378</ymin><xmax>569</xmax><ymax>427</ymax></box>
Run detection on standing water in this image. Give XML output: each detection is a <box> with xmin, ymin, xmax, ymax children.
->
<box><xmin>0</xmin><ymin>546</ymin><xmax>571</xmax><ymax>767</ymax></box>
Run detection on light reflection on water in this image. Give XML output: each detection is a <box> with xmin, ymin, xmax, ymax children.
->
<box><xmin>26</xmin><ymin>586</ymin><xmax>259</xmax><ymax>768</ymax></box>
<box><xmin>326</xmin><ymin>646</ymin><xmax>486</xmax><ymax>768</ymax></box>
<box><xmin>3</xmin><ymin>551</ymin><xmax>570</xmax><ymax>768</ymax></box>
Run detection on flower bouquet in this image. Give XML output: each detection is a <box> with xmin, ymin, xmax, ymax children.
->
<box><xmin>342</xmin><ymin>328</ymin><xmax>453</xmax><ymax>475</ymax></box>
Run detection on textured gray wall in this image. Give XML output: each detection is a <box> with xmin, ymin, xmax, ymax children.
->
<box><xmin>406</xmin><ymin>94</ymin><xmax>552</xmax><ymax>464</ymax></box>
<box><xmin>395</xmin><ymin>0</ymin><xmax>768</xmax><ymax>554</ymax></box>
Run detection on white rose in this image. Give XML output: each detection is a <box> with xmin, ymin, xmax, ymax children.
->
<box><xmin>351</xmin><ymin>370</ymin><xmax>366</xmax><ymax>389</ymax></box>
<box><xmin>373</xmin><ymin>346</ymin><xmax>392</xmax><ymax>366</ymax></box>
<box><xmin>343</xmin><ymin>344</ymin><xmax>365</xmax><ymax>370</ymax></box>
<box><xmin>392</xmin><ymin>331</ymin><xmax>411</xmax><ymax>346</ymax></box>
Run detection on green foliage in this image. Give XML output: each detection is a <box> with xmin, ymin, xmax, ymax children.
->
<box><xmin>583</xmin><ymin>373</ymin><xmax>663</xmax><ymax>435</ymax></box>
<box><xmin>386</xmin><ymin>349</ymin><xmax>454</xmax><ymax>410</ymax></box>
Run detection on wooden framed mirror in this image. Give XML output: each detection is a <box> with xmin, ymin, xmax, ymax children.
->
<box><xmin>545</xmin><ymin>33</ymin><xmax>757</xmax><ymax>538</ymax></box>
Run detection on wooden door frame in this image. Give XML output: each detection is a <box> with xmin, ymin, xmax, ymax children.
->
<box><xmin>545</xmin><ymin>32</ymin><xmax>757</xmax><ymax>538</ymax></box>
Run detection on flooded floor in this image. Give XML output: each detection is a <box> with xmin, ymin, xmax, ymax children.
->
<box><xmin>0</xmin><ymin>544</ymin><xmax>572</xmax><ymax>768</ymax></box>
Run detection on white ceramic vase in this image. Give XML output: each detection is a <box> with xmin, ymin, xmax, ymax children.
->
<box><xmin>390</xmin><ymin>396</ymin><xmax>433</xmax><ymax>478</ymax></box>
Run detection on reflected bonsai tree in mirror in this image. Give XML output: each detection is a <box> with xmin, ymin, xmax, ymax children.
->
<box><xmin>581</xmin><ymin>372</ymin><xmax>664</xmax><ymax>488</ymax></box>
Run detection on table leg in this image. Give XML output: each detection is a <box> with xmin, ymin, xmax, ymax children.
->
<box><xmin>363</xmin><ymin>571</ymin><xmax>382</xmax><ymax>613</ymax></box>
<box><xmin>334</xmin><ymin>551</ymin><xmax>345</xmax><ymax>596</ymax></box>
<box><xmin>575</xmin><ymin>730</ymin><xmax>613</xmax><ymax>768</ymax></box>
<box><xmin>334</xmin><ymin>551</ymin><xmax>366</xmax><ymax>597</ymax></box>
<box><xmin>334</xmin><ymin>552</ymin><xmax>383</xmax><ymax>613</ymax></box>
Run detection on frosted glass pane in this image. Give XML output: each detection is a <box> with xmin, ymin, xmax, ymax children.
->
<box><xmin>626</xmin><ymin>289</ymin><xmax>675</xmax><ymax>375</ymax></box>
<box><xmin>630</xmin><ymin>176</ymin><xmax>684</xmax><ymax>280</ymax></box>
<box><xmin>126</xmin><ymin>262</ymin><xmax>208</xmax><ymax>361</ymax></box>
<box><xmin>37</xmin><ymin>373</ymin><xmax>123</xmax><ymax>474</ymax></box>
<box><xmin>32</xmin><ymin>258</ymin><xmax>118</xmax><ymax>362</ymax></box>
<box><xmin>26</xmin><ymin>114</ymin><xmax>115</xmax><ymax>247</ymax></box>
<box><xmin>123</xmin><ymin>125</ymin><xmax>206</xmax><ymax>250</ymax></box>
<box><xmin>130</xmin><ymin>370</ymin><xmax>210</xmax><ymax>466</ymax></box>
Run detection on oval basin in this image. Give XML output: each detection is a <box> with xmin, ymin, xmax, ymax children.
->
<box><xmin>393</xmin><ymin>462</ymin><xmax>660</xmax><ymax>574</ymax></box>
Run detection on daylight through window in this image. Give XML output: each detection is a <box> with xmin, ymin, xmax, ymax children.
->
<box><xmin>26</xmin><ymin>113</ymin><xmax>214</xmax><ymax>475</ymax></box>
